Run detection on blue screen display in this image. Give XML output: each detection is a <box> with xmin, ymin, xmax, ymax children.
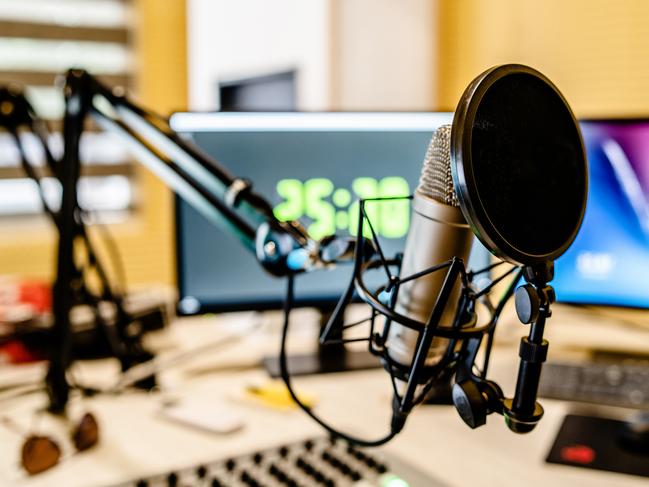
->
<box><xmin>554</xmin><ymin>120</ymin><xmax>649</xmax><ymax>308</ymax></box>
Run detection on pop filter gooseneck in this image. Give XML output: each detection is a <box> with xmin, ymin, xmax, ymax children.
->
<box><xmin>450</xmin><ymin>64</ymin><xmax>588</xmax><ymax>432</ymax></box>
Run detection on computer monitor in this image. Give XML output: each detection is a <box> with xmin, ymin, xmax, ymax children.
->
<box><xmin>554</xmin><ymin>119</ymin><xmax>649</xmax><ymax>309</ymax></box>
<box><xmin>169</xmin><ymin>112</ymin><xmax>491</xmax><ymax>316</ymax></box>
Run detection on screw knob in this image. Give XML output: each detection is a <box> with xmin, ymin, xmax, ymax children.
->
<box><xmin>452</xmin><ymin>380</ymin><xmax>487</xmax><ymax>429</ymax></box>
<box><xmin>515</xmin><ymin>284</ymin><xmax>541</xmax><ymax>324</ymax></box>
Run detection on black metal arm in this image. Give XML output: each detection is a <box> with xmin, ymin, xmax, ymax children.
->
<box><xmin>62</xmin><ymin>69</ymin><xmax>319</xmax><ymax>276</ymax></box>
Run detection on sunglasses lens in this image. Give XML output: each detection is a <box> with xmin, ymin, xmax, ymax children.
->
<box><xmin>21</xmin><ymin>436</ymin><xmax>61</xmax><ymax>475</ymax></box>
<box><xmin>72</xmin><ymin>413</ymin><xmax>99</xmax><ymax>452</ymax></box>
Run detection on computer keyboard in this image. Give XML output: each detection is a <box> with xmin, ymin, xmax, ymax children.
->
<box><xmin>112</xmin><ymin>435</ymin><xmax>443</xmax><ymax>487</ymax></box>
<box><xmin>539</xmin><ymin>356</ymin><xmax>649</xmax><ymax>409</ymax></box>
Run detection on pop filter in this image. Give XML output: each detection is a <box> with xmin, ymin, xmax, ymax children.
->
<box><xmin>451</xmin><ymin>64</ymin><xmax>587</xmax><ymax>265</ymax></box>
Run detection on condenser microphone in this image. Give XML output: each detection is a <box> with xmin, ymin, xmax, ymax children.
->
<box><xmin>387</xmin><ymin>126</ymin><xmax>473</xmax><ymax>373</ymax></box>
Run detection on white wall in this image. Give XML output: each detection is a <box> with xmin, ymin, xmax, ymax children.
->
<box><xmin>187</xmin><ymin>0</ymin><xmax>332</xmax><ymax>111</ymax></box>
<box><xmin>187</xmin><ymin>0</ymin><xmax>439</xmax><ymax>112</ymax></box>
<box><xmin>331</xmin><ymin>0</ymin><xmax>438</xmax><ymax>110</ymax></box>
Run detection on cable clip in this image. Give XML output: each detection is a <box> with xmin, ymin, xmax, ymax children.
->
<box><xmin>224</xmin><ymin>178</ymin><xmax>251</xmax><ymax>207</ymax></box>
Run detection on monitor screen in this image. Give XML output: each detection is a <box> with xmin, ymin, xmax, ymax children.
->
<box><xmin>170</xmin><ymin>112</ymin><xmax>490</xmax><ymax>314</ymax></box>
<box><xmin>554</xmin><ymin>119</ymin><xmax>649</xmax><ymax>308</ymax></box>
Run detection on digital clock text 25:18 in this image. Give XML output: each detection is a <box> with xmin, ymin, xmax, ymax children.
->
<box><xmin>273</xmin><ymin>177</ymin><xmax>410</xmax><ymax>240</ymax></box>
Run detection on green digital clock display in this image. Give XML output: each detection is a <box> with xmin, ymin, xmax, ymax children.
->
<box><xmin>273</xmin><ymin>177</ymin><xmax>411</xmax><ymax>240</ymax></box>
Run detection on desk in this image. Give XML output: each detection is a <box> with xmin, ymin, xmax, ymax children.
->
<box><xmin>0</xmin><ymin>308</ymin><xmax>647</xmax><ymax>487</ymax></box>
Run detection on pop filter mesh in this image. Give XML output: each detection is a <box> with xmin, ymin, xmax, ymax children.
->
<box><xmin>467</xmin><ymin>71</ymin><xmax>586</xmax><ymax>261</ymax></box>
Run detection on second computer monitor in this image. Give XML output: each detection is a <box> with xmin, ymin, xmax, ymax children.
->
<box><xmin>554</xmin><ymin>119</ymin><xmax>649</xmax><ymax>308</ymax></box>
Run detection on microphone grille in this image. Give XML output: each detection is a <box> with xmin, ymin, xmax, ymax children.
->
<box><xmin>417</xmin><ymin>124</ymin><xmax>459</xmax><ymax>207</ymax></box>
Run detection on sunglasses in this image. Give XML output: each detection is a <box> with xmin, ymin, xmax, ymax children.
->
<box><xmin>3</xmin><ymin>412</ymin><xmax>99</xmax><ymax>475</ymax></box>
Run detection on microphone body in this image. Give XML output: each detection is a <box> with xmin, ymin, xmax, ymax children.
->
<box><xmin>387</xmin><ymin>126</ymin><xmax>474</xmax><ymax>370</ymax></box>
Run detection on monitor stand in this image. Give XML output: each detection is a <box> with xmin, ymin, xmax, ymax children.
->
<box><xmin>263</xmin><ymin>305</ymin><xmax>381</xmax><ymax>378</ymax></box>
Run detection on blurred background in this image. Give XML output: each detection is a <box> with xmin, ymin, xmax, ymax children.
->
<box><xmin>1</xmin><ymin>0</ymin><xmax>649</xmax><ymax>288</ymax></box>
<box><xmin>1</xmin><ymin>2</ymin><xmax>649</xmax><ymax>485</ymax></box>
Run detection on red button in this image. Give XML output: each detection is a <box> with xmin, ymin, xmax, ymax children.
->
<box><xmin>560</xmin><ymin>444</ymin><xmax>596</xmax><ymax>464</ymax></box>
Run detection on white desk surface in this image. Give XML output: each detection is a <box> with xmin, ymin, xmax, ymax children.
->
<box><xmin>0</xmin><ymin>305</ymin><xmax>648</xmax><ymax>487</ymax></box>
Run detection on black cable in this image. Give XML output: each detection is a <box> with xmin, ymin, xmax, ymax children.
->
<box><xmin>10</xmin><ymin>129</ymin><xmax>58</xmax><ymax>222</ymax></box>
<box><xmin>279</xmin><ymin>275</ymin><xmax>400</xmax><ymax>447</ymax></box>
<box><xmin>88</xmin><ymin>215</ymin><xmax>128</xmax><ymax>294</ymax></box>
<box><xmin>481</xmin><ymin>267</ymin><xmax>523</xmax><ymax>377</ymax></box>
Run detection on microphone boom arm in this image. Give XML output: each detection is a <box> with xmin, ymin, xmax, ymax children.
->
<box><xmin>47</xmin><ymin>69</ymin><xmax>327</xmax><ymax>412</ymax></box>
<box><xmin>64</xmin><ymin>69</ymin><xmax>318</xmax><ymax>277</ymax></box>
